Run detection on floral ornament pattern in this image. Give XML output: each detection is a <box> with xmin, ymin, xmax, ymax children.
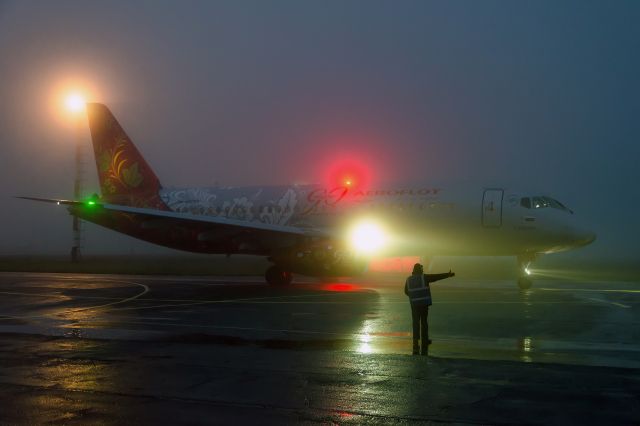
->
<box><xmin>259</xmin><ymin>189</ymin><xmax>297</xmax><ymax>225</ymax></box>
<box><xmin>97</xmin><ymin>137</ymin><xmax>144</xmax><ymax>195</ymax></box>
<box><xmin>221</xmin><ymin>197</ymin><xmax>255</xmax><ymax>221</ymax></box>
<box><xmin>160</xmin><ymin>187</ymin><xmax>299</xmax><ymax>225</ymax></box>
<box><xmin>161</xmin><ymin>188</ymin><xmax>219</xmax><ymax>214</ymax></box>
<box><xmin>88</xmin><ymin>104</ymin><xmax>168</xmax><ymax>210</ymax></box>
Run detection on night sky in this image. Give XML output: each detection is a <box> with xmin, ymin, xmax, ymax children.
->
<box><xmin>0</xmin><ymin>1</ymin><xmax>638</xmax><ymax>261</ymax></box>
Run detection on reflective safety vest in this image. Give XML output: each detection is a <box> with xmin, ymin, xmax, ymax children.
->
<box><xmin>406</xmin><ymin>274</ymin><xmax>432</xmax><ymax>306</ymax></box>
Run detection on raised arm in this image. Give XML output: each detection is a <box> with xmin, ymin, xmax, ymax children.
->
<box><xmin>424</xmin><ymin>270</ymin><xmax>455</xmax><ymax>283</ymax></box>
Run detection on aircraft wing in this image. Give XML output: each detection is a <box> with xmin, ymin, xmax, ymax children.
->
<box><xmin>96</xmin><ymin>204</ymin><xmax>331</xmax><ymax>254</ymax></box>
<box><xmin>19</xmin><ymin>196</ymin><xmax>330</xmax><ymax>254</ymax></box>
<box><xmin>100</xmin><ymin>203</ymin><xmax>326</xmax><ymax>238</ymax></box>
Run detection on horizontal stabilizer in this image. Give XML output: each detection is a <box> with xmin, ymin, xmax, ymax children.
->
<box><xmin>15</xmin><ymin>196</ymin><xmax>86</xmax><ymax>206</ymax></box>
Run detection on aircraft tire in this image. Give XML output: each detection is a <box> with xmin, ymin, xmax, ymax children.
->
<box><xmin>265</xmin><ymin>265</ymin><xmax>293</xmax><ymax>286</ymax></box>
<box><xmin>517</xmin><ymin>277</ymin><xmax>533</xmax><ymax>290</ymax></box>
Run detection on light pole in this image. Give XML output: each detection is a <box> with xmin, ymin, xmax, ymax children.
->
<box><xmin>65</xmin><ymin>93</ymin><xmax>86</xmax><ymax>263</ymax></box>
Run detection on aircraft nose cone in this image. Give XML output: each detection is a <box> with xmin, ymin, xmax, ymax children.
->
<box><xmin>574</xmin><ymin>231</ymin><xmax>596</xmax><ymax>247</ymax></box>
<box><xmin>584</xmin><ymin>232</ymin><xmax>596</xmax><ymax>245</ymax></box>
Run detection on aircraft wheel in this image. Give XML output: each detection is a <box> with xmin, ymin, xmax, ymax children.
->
<box><xmin>265</xmin><ymin>265</ymin><xmax>293</xmax><ymax>286</ymax></box>
<box><xmin>517</xmin><ymin>276</ymin><xmax>533</xmax><ymax>290</ymax></box>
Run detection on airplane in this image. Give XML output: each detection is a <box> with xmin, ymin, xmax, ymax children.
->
<box><xmin>20</xmin><ymin>103</ymin><xmax>595</xmax><ymax>290</ymax></box>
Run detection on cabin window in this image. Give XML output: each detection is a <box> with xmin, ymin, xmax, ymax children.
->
<box><xmin>520</xmin><ymin>197</ymin><xmax>531</xmax><ymax>209</ymax></box>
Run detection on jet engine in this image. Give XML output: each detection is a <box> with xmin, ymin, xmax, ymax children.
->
<box><xmin>268</xmin><ymin>241</ymin><xmax>367</xmax><ymax>282</ymax></box>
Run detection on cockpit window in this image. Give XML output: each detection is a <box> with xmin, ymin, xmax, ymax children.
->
<box><xmin>544</xmin><ymin>196</ymin><xmax>572</xmax><ymax>213</ymax></box>
<box><xmin>532</xmin><ymin>196</ymin><xmax>548</xmax><ymax>209</ymax></box>
<box><xmin>521</xmin><ymin>195</ymin><xmax>572</xmax><ymax>213</ymax></box>
<box><xmin>544</xmin><ymin>197</ymin><xmax>562</xmax><ymax>209</ymax></box>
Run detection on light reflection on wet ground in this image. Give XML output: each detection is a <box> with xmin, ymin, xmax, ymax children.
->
<box><xmin>0</xmin><ymin>272</ymin><xmax>639</xmax><ymax>424</ymax></box>
<box><xmin>0</xmin><ymin>272</ymin><xmax>638</xmax><ymax>368</ymax></box>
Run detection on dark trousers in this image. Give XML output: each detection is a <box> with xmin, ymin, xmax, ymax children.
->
<box><xmin>410</xmin><ymin>304</ymin><xmax>429</xmax><ymax>344</ymax></box>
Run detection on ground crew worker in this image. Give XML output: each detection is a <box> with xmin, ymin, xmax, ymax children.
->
<box><xmin>404</xmin><ymin>263</ymin><xmax>455</xmax><ymax>355</ymax></box>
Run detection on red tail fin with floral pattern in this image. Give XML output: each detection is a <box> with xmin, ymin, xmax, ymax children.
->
<box><xmin>86</xmin><ymin>103</ymin><xmax>169</xmax><ymax>210</ymax></box>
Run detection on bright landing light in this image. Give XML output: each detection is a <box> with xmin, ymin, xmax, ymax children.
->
<box><xmin>349</xmin><ymin>220</ymin><xmax>387</xmax><ymax>254</ymax></box>
<box><xmin>65</xmin><ymin>93</ymin><xmax>86</xmax><ymax>113</ymax></box>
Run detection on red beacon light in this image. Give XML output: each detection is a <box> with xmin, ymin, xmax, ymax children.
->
<box><xmin>326</xmin><ymin>159</ymin><xmax>371</xmax><ymax>190</ymax></box>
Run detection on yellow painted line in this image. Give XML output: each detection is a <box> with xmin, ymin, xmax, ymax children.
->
<box><xmin>69</xmin><ymin>283</ymin><xmax>150</xmax><ymax>312</ymax></box>
<box><xmin>58</xmin><ymin>319</ymin><xmax>380</xmax><ymax>339</ymax></box>
<box><xmin>0</xmin><ymin>279</ymin><xmax>149</xmax><ymax>318</ymax></box>
<box><xmin>0</xmin><ymin>291</ymin><xmax>115</xmax><ymax>300</ymax></box>
<box><xmin>539</xmin><ymin>288</ymin><xmax>640</xmax><ymax>294</ymax></box>
<box><xmin>0</xmin><ymin>289</ymin><xmax>358</xmax><ymax>304</ymax></box>
<box><xmin>585</xmin><ymin>297</ymin><xmax>631</xmax><ymax>309</ymax></box>
<box><xmin>1</xmin><ymin>289</ymin><xmax>625</xmax><ymax>308</ymax></box>
<box><xmin>0</xmin><ymin>313</ymin><xmax>56</xmax><ymax>321</ymax></box>
<box><xmin>107</xmin><ymin>292</ymin><xmax>351</xmax><ymax>312</ymax></box>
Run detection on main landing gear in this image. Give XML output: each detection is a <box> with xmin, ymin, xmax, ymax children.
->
<box><xmin>265</xmin><ymin>265</ymin><xmax>293</xmax><ymax>286</ymax></box>
<box><xmin>517</xmin><ymin>254</ymin><xmax>536</xmax><ymax>290</ymax></box>
<box><xmin>517</xmin><ymin>276</ymin><xmax>532</xmax><ymax>291</ymax></box>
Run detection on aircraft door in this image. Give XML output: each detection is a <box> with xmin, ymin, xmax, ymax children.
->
<box><xmin>482</xmin><ymin>189</ymin><xmax>503</xmax><ymax>227</ymax></box>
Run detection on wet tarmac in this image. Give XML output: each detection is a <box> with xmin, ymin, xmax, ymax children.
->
<box><xmin>0</xmin><ymin>272</ymin><xmax>638</xmax><ymax>424</ymax></box>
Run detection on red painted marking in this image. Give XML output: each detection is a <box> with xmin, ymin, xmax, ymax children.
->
<box><xmin>322</xmin><ymin>283</ymin><xmax>359</xmax><ymax>292</ymax></box>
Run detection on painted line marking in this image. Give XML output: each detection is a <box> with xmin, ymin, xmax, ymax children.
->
<box><xmin>2</xmin><ymin>289</ymin><xmax>635</xmax><ymax>307</ymax></box>
<box><xmin>0</xmin><ymin>291</ymin><xmax>119</xmax><ymax>300</ymax></box>
<box><xmin>106</xmin><ymin>291</ymin><xmax>353</xmax><ymax>312</ymax></box>
<box><xmin>0</xmin><ymin>290</ymin><xmax>358</xmax><ymax>304</ymax></box>
<box><xmin>539</xmin><ymin>288</ymin><xmax>640</xmax><ymax>294</ymax></box>
<box><xmin>69</xmin><ymin>283</ymin><xmax>150</xmax><ymax>312</ymax></box>
<box><xmin>0</xmin><ymin>289</ymin><xmax>353</xmax><ymax>318</ymax></box>
<box><xmin>0</xmin><ymin>279</ymin><xmax>149</xmax><ymax>319</ymax></box>
<box><xmin>585</xmin><ymin>297</ymin><xmax>631</xmax><ymax>309</ymax></box>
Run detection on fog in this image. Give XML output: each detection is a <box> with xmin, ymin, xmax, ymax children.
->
<box><xmin>0</xmin><ymin>1</ymin><xmax>638</xmax><ymax>263</ymax></box>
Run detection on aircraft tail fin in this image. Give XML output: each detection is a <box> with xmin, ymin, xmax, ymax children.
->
<box><xmin>86</xmin><ymin>103</ymin><xmax>169</xmax><ymax>210</ymax></box>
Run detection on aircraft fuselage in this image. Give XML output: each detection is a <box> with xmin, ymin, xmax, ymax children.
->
<box><xmin>133</xmin><ymin>183</ymin><xmax>595</xmax><ymax>258</ymax></box>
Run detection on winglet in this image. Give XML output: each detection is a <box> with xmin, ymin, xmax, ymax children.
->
<box><xmin>86</xmin><ymin>103</ymin><xmax>169</xmax><ymax>210</ymax></box>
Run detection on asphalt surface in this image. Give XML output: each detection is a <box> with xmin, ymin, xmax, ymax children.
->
<box><xmin>0</xmin><ymin>272</ymin><xmax>638</xmax><ymax>424</ymax></box>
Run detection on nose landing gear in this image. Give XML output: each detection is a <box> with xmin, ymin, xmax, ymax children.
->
<box><xmin>265</xmin><ymin>265</ymin><xmax>293</xmax><ymax>286</ymax></box>
<box><xmin>517</xmin><ymin>254</ymin><xmax>536</xmax><ymax>290</ymax></box>
<box><xmin>517</xmin><ymin>276</ymin><xmax>533</xmax><ymax>290</ymax></box>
